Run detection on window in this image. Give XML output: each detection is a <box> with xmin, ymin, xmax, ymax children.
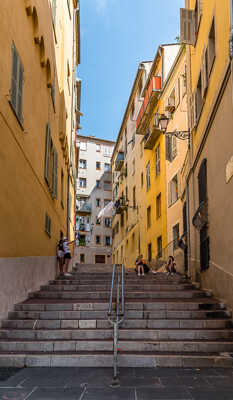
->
<box><xmin>104</xmin><ymin>199</ymin><xmax>111</xmax><ymax>207</ymax></box>
<box><xmin>173</xmin><ymin>223</ymin><xmax>180</xmax><ymax>250</ymax></box>
<box><xmin>146</xmin><ymin>161</ymin><xmax>150</xmax><ymax>191</ymax></box>
<box><xmin>148</xmin><ymin>243</ymin><xmax>152</xmax><ymax>262</ymax></box>
<box><xmin>96</xmin><ymin>198</ymin><xmax>101</xmax><ymax>207</ymax></box>
<box><xmin>96</xmin><ymin>143</ymin><xmax>101</xmax><ymax>152</ymax></box>
<box><xmin>105</xmin><ymin>218</ymin><xmax>111</xmax><ymax>227</ymax></box>
<box><xmin>157</xmin><ymin>236</ymin><xmax>162</xmax><ymax>258</ymax></box>
<box><xmin>45</xmin><ymin>213</ymin><xmax>51</xmax><ymax>237</ymax></box>
<box><xmin>141</xmin><ymin>172</ymin><xmax>143</xmax><ymax>187</ymax></box>
<box><xmin>207</xmin><ymin>18</ymin><xmax>216</xmax><ymax>78</ymax></box>
<box><xmin>44</xmin><ymin>124</ymin><xmax>58</xmax><ymax>198</ymax></box>
<box><xmin>61</xmin><ymin>169</ymin><xmax>64</xmax><ymax>207</ymax></box>
<box><xmin>155</xmin><ymin>144</ymin><xmax>160</xmax><ymax>176</ymax></box>
<box><xmin>96</xmin><ymin>217</ymin><xmax>101</xmax><ymax>225</ymax></box>
<box><xmin>79</xmin><ymin>159</ymin><xmax>87</xmax><ymax>169</ymax></box>
<box><xmin>96</xmin><ymin>180</ymin><xmax>101</xmax><ymax>188</ymax></box>
<box><xmin>80</xmin><ymin>254</ymin><xmax>85</xmax><ymax>263</ymax></box>
<box><xmin>147</xmin><ymin>206</ymin><xmax>151</xmax><ymax>229</ymax></box>
<box><xmin>180</xmin><ymin>2</ymin><xmax>203</xmax><ymax>46</ymax></box>
<box><xmin>196</xmin><ymin>72</ymin><xmax>203</xmax><ymax>123</ymax></box>
<box><xmin>96</xmin><ymin>235</ymin><xmax>101</xmax><ymax>244</ymax></box>
<box><xmin>79</xmin><ymin>235</ymin><xmax>86</xmax><ymax>246</ymax></box>
<box><xmin>80</xmin><ymin>142</ymin><xmax>87</xmax><ymax>151</ymax></box>
<box><xmin>165</xmin><ymin>135</ymin><xmax>177</xmax><ymax>162</ymax></box>
<box><xmin>156</xmin><ymin>193</ymin><xmax>161</xmax><ymax>219</ymax></box>
<box><xmin>10</xmin><ymin>42</ymin><xmax>24</xmax><ymax>124</ymax></box>
<box><xmin>105</xmin><ymin>236</ymin><xmax>111</xmax><ymax>246</ymax></box>
<box><xmin>79</xmin><ymin>178</ymin><xmax>86</xmax><ymax>188</ymax></box>
<box><xmin>168</xmin><ymin>174</ymin><xmax>179</xmax><ymax>206</ymax></box>
<box><xmin>133</xmin><ymin>186</ymin><xmax>136</xmax><ymax>209</ymax></box>
<box><xmin>96</xmin><ymin>161</ymin><xmax>101</xmax><ymax>170</ymax></box>
<box><xmin>51</xmin><ymin>82</ymin><xmax>55</xmax><ymax>112</ymax></box>
<box><xmin>67</xmin><ymin>0</ymin><xmax>71</xmax><ymax>18</ymax></box>
<box><xmin>198</xmin><ymin>158</ymin><xmax>207</xmax><ymax>204</ymax></box>
<box><xmin>104</xmin><ymin>163</ymin><xmax>110</xmax><ymax>172</ymax></box>
<box><xmin>104</xmin><ymin>181</ymin><xmax>111</xmax><ymax>191</ymax></box>
<box><xmin>104</xmin><ymin>146</ymin><xmax>111</xmax><ymax>156</ymax></box>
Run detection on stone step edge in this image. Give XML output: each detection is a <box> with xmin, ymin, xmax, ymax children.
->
<box><xmin>0</xmin><ymin>353</ymin><xmax>232</xmax><ymax>368</ymax></box>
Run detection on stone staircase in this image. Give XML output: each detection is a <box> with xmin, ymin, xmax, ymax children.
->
<box><xmin>0</xmin><ymin>267</ymin><xmax>233</xmax><ymax>367</ymax></box>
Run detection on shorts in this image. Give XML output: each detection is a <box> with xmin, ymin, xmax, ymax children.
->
<box><xmin>64</xmin><ymin>252</ymin><xmax>71</xmax><ymax>259</ymax></box>
<box><xmin>57</xmin><ymin>250</ymin><xmax>64</xmax><ymax>258</ymax></box>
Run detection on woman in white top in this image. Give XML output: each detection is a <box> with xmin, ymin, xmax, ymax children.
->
<box><xmin>63</xmin><ymin>237</ymin><xmax>75</xmax><ymax>277</ymax></box>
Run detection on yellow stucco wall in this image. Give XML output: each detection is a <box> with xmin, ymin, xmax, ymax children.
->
<box><xmin>0</xmin><ymin>0</ymin><xmax>78</xmax><ymax>258</ymax></box>
<box><xmin>188</xmin><ymin>0</ymin><xmax>231</xmax><ymax>153</ymax></box>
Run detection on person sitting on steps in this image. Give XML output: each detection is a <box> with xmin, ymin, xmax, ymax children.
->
<box><xmin>165</xmin><ymin>255</ymin><xmax>177</xmax><ymax>275</ymax></box>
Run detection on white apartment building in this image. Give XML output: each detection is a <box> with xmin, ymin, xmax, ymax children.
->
<box><xmin>76</xmin><ymin>135</ymin><xmax>115</xmax><ymax>265</ymax></box>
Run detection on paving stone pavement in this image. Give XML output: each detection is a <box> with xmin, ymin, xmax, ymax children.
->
<box><xmin>0</xmin><ymin>367</ymin><xmax>233</xmax><ymax>399</ymax></box>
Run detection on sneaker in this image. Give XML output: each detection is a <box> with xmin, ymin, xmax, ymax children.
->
<box><xmin>64</xmin><ymin>273</ymin><xmax>72</xmax><ymax>277</ymax></box>
<box><xmin>142</xmin><ymin>273</ymin><xmax>145</xmax><ymax>276</ymax></box>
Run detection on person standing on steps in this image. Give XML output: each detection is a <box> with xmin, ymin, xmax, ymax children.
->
<box><xmin>57</xmin><ymin>233</ymin><xmax>64</xmax><ymax>277</ymax></box>
<box><xmin>63</xmin><ymin>237</ymin><xmax>76</xmax><ymax>277</ymax></box>
<box><xmin>136</xmin><ymin>254</ymin><xmax>145</xmax><ymax>276</ymax></box>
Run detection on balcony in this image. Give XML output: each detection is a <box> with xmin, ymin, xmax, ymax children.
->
<box><xmin>77</xmin><ymin>202</ymin><xmax>92</xmax><ymax>215</ymax></box>
<box><xmin>115</xmin><ymin>151</ymin><xmax>124</xmax><ymax>171</ymax></box>
<box><xmin>136</xmin><ymin>76</ymin><xmax>161</xmax><ymax>134</ymax></box>
<box><xmin>144</xmin><ymin>123</ymin><xmax>161</xmax><ymax>150</ymax></box>
<box><xmin>114</xmin><ymin>196</ymin><xmax>128</xmax><ymax>214</ymax></box>
<box><xmin>78</xmin><ymin>223</ymin><xmax>90</xmax><ymax>232</ymax></box>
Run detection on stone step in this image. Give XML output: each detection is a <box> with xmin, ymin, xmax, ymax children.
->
<box><xmin>0</xmin><ymin>352</ymin><xmax>232</xmax><ymax>368</ymax></box>
<box><xmin>15</xmin><ymin>299</ymin><xmax>223</xmax><ymax>312</ymax></box>
<box><xmin>0</xmin><ymin>328</ymin><xmax>232</xmax><ymax>341</ymax></box>
<box><xmin>9</xmin><ymin>309</ymin><xmax>231</xmax><ymax>320</ymax></box>
<box><xmin>3</xmin><ymin>319</ymin><xmax>231</xmax><ymax>330</ymax></box>
<box><xmin>15</xmin><ymin>302</ymin><xmax>110</xmax><ymax>312</ymax></box>
<box><xmin>0</xmin><ymin>339</ymin><xmax>233</xmax><ymax>353</ymax></box>
<box><xmin>29</xmin><ymin>290</ymin><xmax>209</xmax><ymax>300</ymax></box>
<box><xmin>42</xmin><ymin>284</ymin><xmax>193</xmax><ymax>291</ymax></box>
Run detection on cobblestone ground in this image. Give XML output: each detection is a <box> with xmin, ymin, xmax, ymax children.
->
<box><xmin>0</xmin><ymin>367</ymin><xmax>233</xmax><ymax>399</ymax></box>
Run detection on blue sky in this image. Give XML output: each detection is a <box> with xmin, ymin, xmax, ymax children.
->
<box><xmin>78</xmin><ymin>0</ymin><xmax>184</xmax><ymax>142</ymax></box>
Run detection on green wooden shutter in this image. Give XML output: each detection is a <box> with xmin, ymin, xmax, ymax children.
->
<box><xmin>44</xmin><ymin>124</ymin><xmax>51</xmax><ymax>184</ymax></box>
<box><xmin>165</xmin><ymin>135</ymin><xmax>172</xmax><ymax>162</ymax></box>
<box><xmin>52</xmin><ymin>147</ymin><xmax>58</xmax><ymax>198</ymax></box>
<box><xmin>11</xmin><ymin>43</ymin><xmax>18</xmax><ymax>110</ymax></box>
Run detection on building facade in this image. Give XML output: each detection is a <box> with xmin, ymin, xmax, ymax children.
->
<box><xmin>76</xmin><ymin>135</ymin><xmax>115</xmax><ymax>265</ymax></box>
<box><xmin>181</xmin><ymin>0</ymin><xmax>233</xmax><ymax>309</ymax></box>
<box><xmin>0</xmin><ymin>0</ymin><xmax>80</xmax><ymax>320</ymax></box>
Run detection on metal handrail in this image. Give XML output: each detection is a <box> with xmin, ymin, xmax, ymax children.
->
<box><xmin>108</xmin><ymin>264</ymin><xmax>125</xmax><ymax>385</ymax></box>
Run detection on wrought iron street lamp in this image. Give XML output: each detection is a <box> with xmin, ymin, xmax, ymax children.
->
<box><xmin>159</xmin><ymin>114</ymin><xmax>190</xmax><ymax>143</ymax></box>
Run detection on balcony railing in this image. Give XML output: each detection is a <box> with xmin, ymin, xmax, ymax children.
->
<box><xmin>136</xmin><ymin>76</ymin><xmax>161</xmax><ymax>134</ymax></box>
<box><xmin>78</xmin><ymin>223</ymin><xmax>90</xmax><ymax>232</ymax></box>
<box><xmin>144</xmin><ymin>123</ymin><xmax>161</xmax><ymax>150</ymax></box>
<box><xmin>114</xmin><ymin>197</ymin><xmax>128</xmax><ymax>214</ymax></box>
<box><xmin>77</xmin><ymin>202</ymin><xmax>92</xmax><ymax>215</ymax></box>
<box><xmin>115</xmin><ymin>151</ymin><xmax>124</xmax><ymax>171</ymax></box>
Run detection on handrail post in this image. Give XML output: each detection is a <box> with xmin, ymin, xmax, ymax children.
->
<box><xmin>108</xmin><ymin>263</ymin><xmax>126</xmax><ymax>387</ymax></box>
<box><xmin>108</xmin><ymin>264</ymin><xmax>116</xmax><ymax>315</ymax></box>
